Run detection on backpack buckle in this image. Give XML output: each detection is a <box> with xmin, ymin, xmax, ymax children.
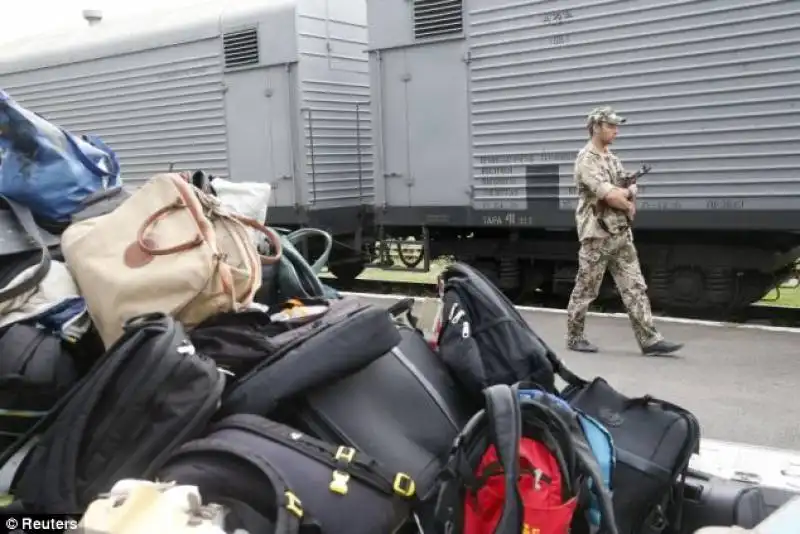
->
<box><xmin>330</xmin><ymin>446</ymin><xmax>356</xmax><ymax>495</ymax></box>
<box><xmin>393</xmin><ymin>473</ymin><xmax>416</xmax><ymax>498</ymax></box>
<box><xmin>284</xmin><ymin>491</ymin><xmax>304</xmax><ymax>518</ymax></box>
<box><xmin>334</xmin><ymin>446</ymin><xmax>356</xmax><ymax>463</ymax></box>
<box><xmin>329</xmin><ymin>471</ymin><xmax>351</xmax><ymax>495</ymax></box>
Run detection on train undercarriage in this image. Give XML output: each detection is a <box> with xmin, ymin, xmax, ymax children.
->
<box><xmin>352</xmin><ymin>226</ymin><xmax>800</xmax><ymax>318</ymax></box>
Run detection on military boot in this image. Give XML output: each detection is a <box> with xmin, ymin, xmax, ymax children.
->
<box><xmin>642</xmin><ymin>339</ymin><xmax>684</xmax><ymax>356</ymax></box>
<box><xmin>568</xmin><ymin>338</ymin><xmax>599</xmax><ymax>353</ymax></box>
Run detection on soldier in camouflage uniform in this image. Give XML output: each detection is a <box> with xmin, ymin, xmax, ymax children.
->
<box><xmin>566</xmin><ymin>106</ymin><xmax>683</xmax><ymax>355</ymax></box>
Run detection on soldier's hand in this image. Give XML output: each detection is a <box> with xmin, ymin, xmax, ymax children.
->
<box><xmin>628</xmin><ymin>201</ymin><xmax>636</xmax><ymax>220</ymax></box>
<box><xmin>604</xmin><ymin>187</ymin><xmax>633</xmax><ymax>211</ymax></box>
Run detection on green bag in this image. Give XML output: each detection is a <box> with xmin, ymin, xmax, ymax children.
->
<box><xmin>255</xmin><ymin>227</ymin><xmax>337</xmax><ymax>307</ymax></box>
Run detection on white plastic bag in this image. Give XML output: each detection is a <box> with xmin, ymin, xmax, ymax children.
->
<box><xmin>78</xmin><ymin>479</ymin><xmax>231</xmax><ymax>534</ymax></box>
<box><xmin>211</xmin><ymin>178</ymin><xmax>272</xmax><ymax>248</ymax></box>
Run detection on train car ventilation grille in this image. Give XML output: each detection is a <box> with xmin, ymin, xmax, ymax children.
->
<box><xmin>223</xmin><ymin>28</ymin><xmax>259</xmax><ymax>69</ymax></box>
<box><xmin>413</xmin><ymin>0</ymin><xmax>463</xmax><ymax>39</ymax></box>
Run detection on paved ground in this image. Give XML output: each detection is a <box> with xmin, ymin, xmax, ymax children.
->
<box><xmin>353</xmin><ymin>294</ymin><xmax>800</xmax><ymax>451</ymax></box>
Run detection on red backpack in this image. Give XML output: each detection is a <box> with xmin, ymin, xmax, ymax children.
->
<box><xmin>435</xmin><ymin>384</ymin><xmax>594</xmax><ymax>534</ymax></box>
<box><xmin>464</xmin><ymin>438</ymin><xmax>577</xmax><ymax>534</ymax></box>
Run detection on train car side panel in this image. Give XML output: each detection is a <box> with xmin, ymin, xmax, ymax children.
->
<box><xmin>466</xmin><ymin>0</ymin><xmax>800</xmax><ymax>222</ymax></box>
<box><xmin>297</xmin><ymin>0</ymin><xmax>374</xmax><ymax>211</ymax></box>
<box><xmin>0</xmin><ymin>35</ymin><xmax>229</xmax><ymax>186</ymax></box>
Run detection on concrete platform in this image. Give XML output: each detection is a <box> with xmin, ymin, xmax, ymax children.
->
<box><xmin>349</xmin><ymin>293</ymin><xmax>800</xmax><ymax>451</ymax></box>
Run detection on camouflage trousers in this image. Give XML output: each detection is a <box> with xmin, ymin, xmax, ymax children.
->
<box><xmin>566</xmin><ymin>230</ymin><xmax>663</xmax><ymax>348</ymax></box>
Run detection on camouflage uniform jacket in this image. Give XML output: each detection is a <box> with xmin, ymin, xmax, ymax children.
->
<box><xmin>573</xmin><ymin>141</ymin><xmax>635</xmax><ymax>241</ymax></box>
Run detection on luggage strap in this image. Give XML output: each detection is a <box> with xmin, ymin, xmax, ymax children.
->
<box><xmin>450</xmin><ymin>385</ymin><xmax>524</xmax><ymax>531</ymax></box>
<box><xmin>0</xmin><ymin>436</ymin><xmax>39</xmax><ymax>494</ymax></box>
<box><xmin>0</xmin><ymin>195</ymin><xmax>52</xmax><ymax>305</ymax></box>
<box><xmin>211</xmin><ymin>415</ymin><xmax>417</xmax><ymax>502</ymax></box>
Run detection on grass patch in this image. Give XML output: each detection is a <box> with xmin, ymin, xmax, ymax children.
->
<box><xmin>759</xmin><ymin>285</ymin><xmax>800</xmax><ymax>308</ymax></box>
<box><xmin>321</xmin><ymin>258</ymin><xmax>448</xmax><ymax>285</ymax></box>
<box><xmin>356</xmin><ymin>265</ymin><xmax>442</xmax><ymax>284</ymax></box>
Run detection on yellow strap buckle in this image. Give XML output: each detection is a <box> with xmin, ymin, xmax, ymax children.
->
<box><xmin>284</xmin><ymin>491</ymin><xmax>304</xmax><ymax>518</ymax></box>
<box><xmin>334</xmin><ymin>446</ymin><xmax>356</xmax><ymax>463</ymax></box>
<box><xmin>329</xmin><ymin>470</ymin><xmax>351</xmax><ymax>495</ymax></box>
<box><xmin>392</xmin><ymin>473</ymin><xmax>416</xmax><ymax>498</ymax></box>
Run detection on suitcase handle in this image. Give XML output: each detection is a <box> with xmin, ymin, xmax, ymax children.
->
<box><xmin>388</xmin><ymin>298</ymin><xmax>415</xmax><ymax>317</ymax></box>
<box><xmin>387</xmin><ymin>298</ymin><xmax>421</xmax><ymax>330</ymax></box>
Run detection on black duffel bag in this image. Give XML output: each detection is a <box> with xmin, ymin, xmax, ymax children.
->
<box><xmin>285</xmin><ymin>315</ymin><xmax>475</xmax><ymax>507</ymax></box>
<box><xmin>562</xmin><ymin>376</ymin><xmax>701</xmax><ymax>534</ymax></box>
<box><xmin>158</xmin><ymin>414</ymin><xmax>414</xmax><ymax>533</ymax></box>
<box><xmin>218</xmin><ymin>297</ymin><xmax>401</xmax><ymax>417</ymax></box>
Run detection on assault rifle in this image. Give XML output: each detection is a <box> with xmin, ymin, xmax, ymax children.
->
<box><xmin>594</xmin><ymin>163</ymin><xmax>651</xmax><ymax>231</ymax></box>
<box><xmin>619</xmin><ymin>163</ymin><xmax>651</xmax><ymax>189</ymax></box>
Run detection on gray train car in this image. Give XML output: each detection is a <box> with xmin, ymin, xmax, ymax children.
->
<box><xmin>367</xmin><ymin>0</ymin><xmax>800</xmax><ymax>313</ymax></box>
<box><xmin>0</xmin><ymin>0</ymin><xmax>374</xmax><ymax>278</ymax></box>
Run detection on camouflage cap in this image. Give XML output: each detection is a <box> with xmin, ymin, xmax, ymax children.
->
<box><xmin>586</xmin><ymin>106</ymin><xmax>627</xmax><ymax>127</ymax></box>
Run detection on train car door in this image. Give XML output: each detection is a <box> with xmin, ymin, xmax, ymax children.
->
<box><xmin>224</xmin><ymin>65</ymin><xmax>298</xmax><ymax>211</ymax></box>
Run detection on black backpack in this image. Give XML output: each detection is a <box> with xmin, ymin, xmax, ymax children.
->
<box><xmin>436</xmin><ymin>262</ymin><xmax>563</xmax><ymax>399</ymax></box>
<box><xmin>158</xmin><ymin>414</ymin><xmax>414</xmax><ymax>533</ymax></box>
<box><xmin>0</xmin><ymin>324</ymin><xmax>80</xmax><ymax>453</ymax></box>
<box><xmin>6</xmin><ymin>313</ymin><xmax>225</xmax><ymax>514</ymax></box>
<box><xmin>156</xmin><ymin>428</ymin><xmax>320</xmax><ymax>534</ymax></box>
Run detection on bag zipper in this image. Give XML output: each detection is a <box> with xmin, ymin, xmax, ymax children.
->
<box><xmin>443</xmin><ymin>287</ymin><xmax>520</xmax><ymax>379</ymax></box>
<box><xmin>389</xmin><ymin>340</ymin><xmax>459</xmax><ymax>432</ymax></box>
<box><xmin>477</xmin><ymin>461</ymin><xmax>553</xmax><ymax>489</ymax></box>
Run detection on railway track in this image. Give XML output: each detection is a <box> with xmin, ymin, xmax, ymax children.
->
<box><xmin>327</xmin><ymin>278</ymin><xmax>800</xmax><ymax>329</ymax></box>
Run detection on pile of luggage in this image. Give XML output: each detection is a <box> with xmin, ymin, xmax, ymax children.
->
<box><xmin>0</xmin><ymin>89</ymin><xmax>785</xmax><ymax>534</ymax></box>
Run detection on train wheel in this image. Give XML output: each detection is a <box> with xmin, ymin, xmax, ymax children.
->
<box><xmin>328</xmin><ymin>260</ymin><xmax>366</xmax><ymax>283</ymax></box>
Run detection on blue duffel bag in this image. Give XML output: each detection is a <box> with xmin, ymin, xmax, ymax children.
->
<box><xmin>0</xmin><ymin>89</ymin><xmax>121</xmax><ymax>222</ymax></box>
